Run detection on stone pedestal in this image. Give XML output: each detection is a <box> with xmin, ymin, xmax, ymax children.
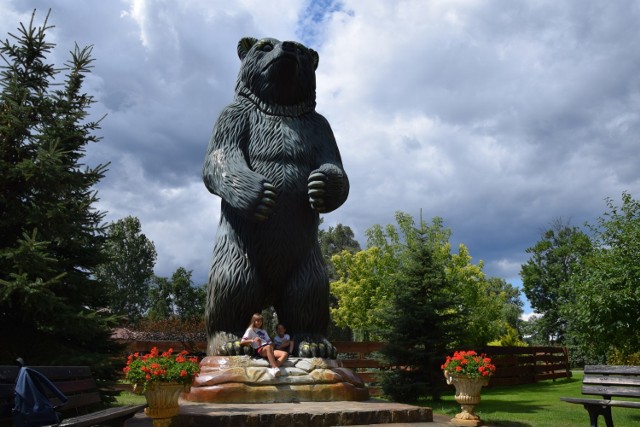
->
<box><xmin>183</xmin><ymin>356</ymin><xmax>369</xmax><ymax>403</ymax></box>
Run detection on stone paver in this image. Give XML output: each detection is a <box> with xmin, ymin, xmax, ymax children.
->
<box><xmin>123</xmin><ymin>400</ymin><xmax>458</xmax><ymax>426</ymax></box>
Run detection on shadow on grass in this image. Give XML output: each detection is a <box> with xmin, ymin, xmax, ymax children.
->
<box><xmin>416</xmin><ymin>376</ymin><xmax>586</xmax><ymax>427</ymax></box>
<box><xmin>423</xmin><ymin>398</ymin><xmax>536</xmax><ymax>427</ymax></box>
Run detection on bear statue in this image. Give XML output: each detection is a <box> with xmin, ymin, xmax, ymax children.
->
<box><xmin>202</xmin><ymin>37</ymin><xmax>349</xmax><ymax>357</ymax></box>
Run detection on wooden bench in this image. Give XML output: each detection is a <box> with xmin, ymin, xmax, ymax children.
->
<box><xmin>560</xmin><ymin>365</ymin><xmax>640</xmax><ymax>427</ymax></box>
<box><xmin>0</xmin><ymin>365</ymin><xmax>145</xmax><ymax>427</ymax></box>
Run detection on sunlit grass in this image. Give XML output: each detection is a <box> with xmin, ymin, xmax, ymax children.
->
<box><xmin>115</xmin><ymin>390</ymin><xmax>145</xmax><ymax>406</ymax></box>
<box><xmin>421</xmin><ymin>371</ymin><xmax>640</xmax><ymax>427</ymax></box>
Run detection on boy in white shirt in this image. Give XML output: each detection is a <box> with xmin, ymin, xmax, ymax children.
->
<box><xmin>273</xmin><ymin>323</ymin><xmax>294</xmax><ymax>354</ymax></box>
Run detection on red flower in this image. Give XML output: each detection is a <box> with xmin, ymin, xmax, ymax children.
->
<box><xmin>442</xmin><ymin>350</ymin><xmax>496</xmax><ymax>379</ymax></box>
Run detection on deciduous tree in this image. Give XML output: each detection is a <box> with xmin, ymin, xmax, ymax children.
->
<box><xmin>520</xmin><ymin>219</ymin><xmax>591</xmax><ymax>344</ymax></box>
<box><xmin>565</xmin><ymin>192</ymin><xmax>640</xmax><ymax>362</ymax></box>
<box><xmin>95</xmin><ymin>216</ymin><xmax>157</xmax><ymax>323</ymax></box>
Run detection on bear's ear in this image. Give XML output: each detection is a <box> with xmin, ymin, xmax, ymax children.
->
<box><xmin>309</xmin><ymin>48</ymin><xmax>319</xmax><ymax>70</ymax></box>
<box><xmin>237</xmin><ymin>37</ymin><xmax>258</xmax><ymax>60</ymax></box>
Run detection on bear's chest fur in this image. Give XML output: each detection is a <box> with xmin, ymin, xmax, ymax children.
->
<box><xmin>245</xmin><ymin>110</ymin><xmax>328</xmax><ymax>202</ymax></box>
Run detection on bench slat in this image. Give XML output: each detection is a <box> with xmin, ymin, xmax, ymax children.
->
<box><xmin>55</xmin><ymin>379</ymin><xmax>98</xmax><ymax>395</ymax></box>
<box><xmin>59</xmin><ymin>405</ymin><xmax>146</xmax><ymax>427</ymax></box>
<box><xmin>582</xmin><ymin>385</ymin><xmax>640</xmax><ymax>398</ymax></box>
<box><xmin>584</xmin><ymin>365</ymin><xmax>640</xmax><ymax>376</ymax></box>
<box><xmin>56</xmin><ymin>392</ymin><xmax>103</xmax><ymax>411</ymax></box>
<box><xmin>583</xmin><ymin>374</ymin><xmax>640</xmax><ymax>387</ymax></box>
<box><xmin>561</xmin><ymin>397</ymin><xmax>640</xmax><ymax>409</ymax></box>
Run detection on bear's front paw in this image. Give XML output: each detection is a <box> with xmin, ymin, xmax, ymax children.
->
<box><xmin>308</xmin><ymin>172</ymin><xmax>328</xmax><ymax>213</ymax></box>
<box><xmin>218</xmin><ymin>340</ymin><xmax>256</xmax><ymax>356</ymax></box>
<box><xmin>253</xmin><ymin>182</ymin><xmax>277</xmax><ymax>221</ymax></box>
<box><xmin>297</xmin><ymin>337</ymin><xmax>337</xmax><ymax>359</ymax></box>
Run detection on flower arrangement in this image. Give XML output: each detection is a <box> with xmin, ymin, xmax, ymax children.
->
<box><xmin>441</xmin><ymin>350</ymin><xmax>496</xmax><ymax>378</ymax></box>
<box><xmin>123</xmin><ymin>347</ymin><xmax>200</xmax><ymax>392</ymax></box>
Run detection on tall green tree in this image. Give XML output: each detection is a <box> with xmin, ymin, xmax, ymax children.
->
<box><xmin>0</xmin><ymin>11</ymin><xmax>118</xmax><ymax>373</ymax></box>
<box><xmin>485</xmin><ymin>277</ymin><xmax>524</xmax><ymax>343</ymax></box>
<box><xmin>331</xmin><ymin>246</ymin><xmax>396</xmax><ymax>340</ymax></box>
<box><xmin>318</xmin><ymin>222</ymin><xmax>361</xmax><ymax>280</ymax></box>
<box><xmin>95</xmin><ymin>216</ymin><xmax>157</xmax><ymax>323</ymax></box>
<box><xmin>331</xmin><ymin>211</ymin><xmax>511</xmax><ymax>346</ymax></box>
<box><xmin>171</xmin><ymin>267</ymin><xmax>206</xmax><ymax>321</ymax></box>
<box><xmin>147</xmin><ymin>275</ymin><xmax>173</xmax><ymax>321</ymax></box>
<box><xmin>520</xmin><ymin>219</ymin><xmax>592</xmax><ymax>344</ymax></box>
<box><xmin>147</xmin><ymin>267</ymin><xmax>205</xmax><ymax>321</ymax></box>
<box><xmin>377</xmin><ymin>216</ymin><xmax>467</xmax><ymax>402</ymax></box>
<box><xmin>565</xmin><ymin>192</ymin><xmax>640</xmax><ymax>362</ymax></box>
<box><xmin>318</xmin><ymin>222</ymin><xmax>361</xmax><ymax>340</ymax></box>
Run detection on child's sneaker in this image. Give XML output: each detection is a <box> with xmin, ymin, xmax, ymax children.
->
<box><xmin>269</xmin><ymin>367</ymin><xmax>281</xmax><ymax>377</ymax></box>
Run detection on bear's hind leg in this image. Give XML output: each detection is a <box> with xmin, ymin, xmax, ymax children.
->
<box><xmin>275</xmin><ymin>247</ymin><xmax>332</xmax><ymax>356</ymax></box>
<box><xmin>205</xmin><ymin>235</ymin><xmax>264</xmax><ymax>355</ymax></box>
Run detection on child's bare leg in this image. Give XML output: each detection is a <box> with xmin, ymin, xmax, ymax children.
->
<box><xmin>275</xmin><ymin>349</ymin><xmax>288</xmax><ymax>365</ymax></box>
<box><xmin>262</xmin><ymin>346</ymin><xmax>280</xmax><ymax>368</ymax></box>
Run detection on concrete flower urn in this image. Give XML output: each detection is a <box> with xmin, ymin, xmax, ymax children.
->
<box><xmin>445</xmin><ymin>372</ymin><xmax>489</xmax><ymax>426</ymax></box>
<box><xmin>141</xmin><ymin>383</ymin><xmax>187</xmax><ymax>427</ymax></box>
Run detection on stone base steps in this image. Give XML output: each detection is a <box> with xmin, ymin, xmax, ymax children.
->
<box><xmin>126</xmin><ymin>400</ymin><xmax>435</xmax><ymax>426</ymax></box>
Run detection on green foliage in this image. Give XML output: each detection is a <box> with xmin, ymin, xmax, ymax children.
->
<box><xmin>147</xmin><ymin>275</ymin><xmax>173</xmax><ymax>320</ymax></box>
<box><xmin>147</xmin><ymin>267</ymin><xmax>205</xmax><ymax>321</ymax></box>
<box><xmin>520</xmin><ymin>219</ymin><xmax>592</xmax><ymax>344</ymax></box>
<box><xmin>95</xmin><ymin>216</ymin><xmax>157</xmax><ymax>323</ymax></box>
<box><xmin>608</xmin><ymin>349</ymin><xmax>640</xmax><ymax>366</ymax></box>
<box><xmin>318</xmin><ymin>222</ymin><xmax>361</xmax><ymax>281</ymax></box>
<box><xmin>376</xmin><ymin>215</ymin><xmax>468</xmax><ymax>402</ymax></box>
<box><xmin>488</xmin><ymin>324</ymin><xmax>528</xmax><ymax>347</ymax></box>
<box><xmin>564</xmin><ymin>192</ymin><xmax>640</xmax><ymax>361</ymax></box>
<box><xmin>319</xmin><ymin>222</ymin><xmax>361</xmax><ymax>341</ymax></box>
<box><xmin>0</xmin><ymin>10</ymin><xmax>120</xmax><ymax>376</ymax></box>
<box><xmin>331</xmin><ymin>211</ymin><xmax>517</xmax><ymax>347</ymax></box>
<box><xmin>330</xmin><ymin>246</ymin><xmax>395</xmax><ymax>339</ymax></box>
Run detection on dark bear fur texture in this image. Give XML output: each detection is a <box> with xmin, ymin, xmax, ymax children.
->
<box><xmin>203</xmin><ymin>37</ymin><xmax>349</xmax><ymax>355</ymax></box>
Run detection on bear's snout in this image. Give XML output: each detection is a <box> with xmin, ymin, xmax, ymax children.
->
<box><xmin>281</xmin><ymin>41</ymin><xmax>296</xmax><ymax>53</ymax></box>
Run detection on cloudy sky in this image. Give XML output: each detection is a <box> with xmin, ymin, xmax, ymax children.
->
<box><xmin>3</xmin><ymin>1</ymin><xmax>639</xmax><ymax>315</ymax></box>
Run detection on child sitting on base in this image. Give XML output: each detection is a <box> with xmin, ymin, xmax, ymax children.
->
<box><xmin>273</xmin><ymin>323</ymin><xmax>294</xmax><ymax>354</ymax></box>
<box><xmin>241</xmin><ymin>313</ymin><xmax>288</xmax><ymax>377</ymax></box>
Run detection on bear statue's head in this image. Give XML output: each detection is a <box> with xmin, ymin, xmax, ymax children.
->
<box><xmin>235</xmin><ymin>37</ymin><xmax>319</xmax><ymax>113</ymax></box>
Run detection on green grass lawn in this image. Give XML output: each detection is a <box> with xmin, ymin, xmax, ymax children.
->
<box><xmin>423</xmin><ymin>371</ymin><xmax>640</xmax><ymax>427</ymax></box>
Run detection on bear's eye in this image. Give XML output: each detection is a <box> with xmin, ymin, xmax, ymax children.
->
<box><xmin>260</xmin><ymin>42</ymin><xmax>273</xmax><ymax>52</ymax></box>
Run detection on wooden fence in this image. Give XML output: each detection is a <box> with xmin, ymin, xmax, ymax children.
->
<box><xmin>332</xmin><ymin>342</ymin><xmax>572</xmax><ymax>391</ymax></box>
<box><xmin>117</xmin><ymin>340</ymin><xmax>570</xmax><ymax>393</ymax></box>
<box><xmin>478</xmin><ymin>345</ymin><xmax>572</xmax><ymax>386</ymax></box>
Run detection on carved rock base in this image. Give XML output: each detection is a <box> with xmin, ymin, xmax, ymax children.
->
<box><xmin>183</xmin><ymin>356</ymin><xmax>369</xmax><ymax>403</ymax></box>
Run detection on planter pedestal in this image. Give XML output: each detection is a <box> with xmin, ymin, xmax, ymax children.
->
<box><xmin>445</xmin><ymin>373</ymin><xmax>488</xmax><ymax>427</ymax></box>
<box><xmin>140</xmin><ymin>383</ymin><xmax>187</xmax><ymax>427</ymax></box>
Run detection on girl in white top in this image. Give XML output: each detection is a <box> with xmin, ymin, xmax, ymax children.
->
<box><xmin>241</xmin><ymin>313</ymin><xmax>288</xmax><ymax>376</ymax></box>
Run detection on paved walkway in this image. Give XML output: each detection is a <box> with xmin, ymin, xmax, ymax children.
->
<box><xmin>124</xmin><ymin>400</ymin><xmax>458</xmax><ymax>426</ymax></box>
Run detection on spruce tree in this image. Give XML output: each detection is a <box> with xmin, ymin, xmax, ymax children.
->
<box><xmin>0</xmin><ymin>10</ymin><xmax>119</xmax><ymax>376</ymax></box>
<box><xmin>377</xmin><ymin>222</ymin><xmax>467</xmax><ymax>402</ymax></box>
